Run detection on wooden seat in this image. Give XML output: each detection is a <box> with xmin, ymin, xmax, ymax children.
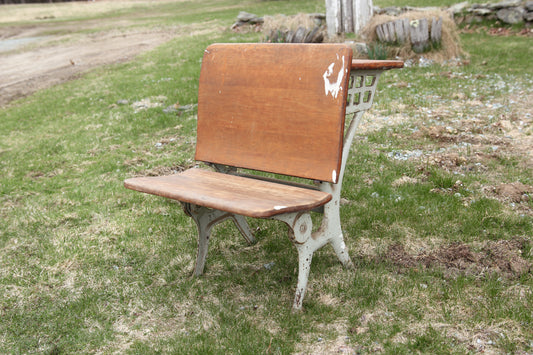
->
<box><xmin>125</xmin><ymin>169</ymin><xmax>331</xmax><ymax>218</ymax></box>
<box><xmin>124</xmin><ymin>43</ymin><xmax>403</xmax><ymax>310</ymax></box>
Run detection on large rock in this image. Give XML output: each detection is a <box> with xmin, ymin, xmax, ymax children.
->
<box><xmin>237</xmin><ymin>11</ymin><xmax>257</xmax><ymax>22</ymax></box>
<box><xmin>404</xmin><ymin>6</ymin><xmax>440</xmax><ymax>12</ymax></box>
<box><xmin>236</xmin><ymin>11</ymin><xmax>263</xmax><ymax>24</ymax></box>
<box><xmin>465</xmin><ymin>15</ymin><xmax>485</xmax><ymax>24</ymax></box>
<box><xmin>473</xmin><ymin>8</ymin><xmax>493</xmax><ymax>16</ymax></box>
<box><xmin>383</xmin><ymin>6</ymin><xmax>402</xmax><ymax>16</ymax></box>
<box><xmin>488</xmin><ymin>0</ymin><xmax>522</xmax><ymax>10</ymax></box>
<box><xmin>449</xmin><ymin>1</ymin><xmax>470</xmax><ymax>14</ymax></box>
<box><xmin>354</xmin><ymin>42</ymin><xmax>368</xmax><ymax>54</ymax></box>
<box><xmin>496</xmin><ymin>7</ymin><xmax>526</xmax><ymax>23</ymax></box>
<box><xmin>525</xmin><ymin>1</ymin><xmax>533</xmax><ymax>11</ymax></box>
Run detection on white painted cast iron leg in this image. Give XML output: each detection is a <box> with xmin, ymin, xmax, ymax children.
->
<box><xmin>293</xmin><ymin>242</ymin><xmax>313</xmax><ymax>310</ymax></box>
<box><xmin>330</xmin><ymin>233</ymin><xmax>354</xmax><ymax>269</ymax></box>
<box><xmin>231</xmin><ymin>215</ymin><xmax>256</xmax><ymax>245</ymax></box>
<box><xmin>183</xmin><ymin>203</ymin><xmax>235</xmax><ymax>276</ymax></box>
<box><xmin>292</xmin><ymin>222</ymin><xmax>334</xmax><ymax>310</ymax></box>
<box><xmin>317</xmin><ymin>183</ymin><xmax>355</xmax><ymax>270</ymax></box>
<box><xmin>273</xmin><ymin>212</ymin><xmax>318</xmax><ymax>310</ymax></box>
<box><xmin>325</xmin><ymin>201</ymin><xmax>354</xmax><ymax>269</ymax></box>
<box><xmin>194</xmin><ymin>223</ymin><xmax>210</xmax><ymax>276</ymax></box>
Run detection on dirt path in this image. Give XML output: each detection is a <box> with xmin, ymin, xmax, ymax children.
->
<box><xmin>0</xmin><ymin>26</ymin><xmax>177</xmax><ymax>106</ymax></box>
<box><xmin>0</xmin><ymin>0</ymin><xmax>203</xmax><ymax>106</ymax></box>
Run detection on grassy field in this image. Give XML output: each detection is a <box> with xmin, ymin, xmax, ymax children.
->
<box><xmin>1</xmin><ymin>0</ymin><xmax>532</xmax><ymax>353</ymax></box>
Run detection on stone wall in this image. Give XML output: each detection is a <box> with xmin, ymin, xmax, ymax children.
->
<box><xmin>374</xmin><ymin>0</ymin><xmax>533</xmax><ymax>25</ymax></box>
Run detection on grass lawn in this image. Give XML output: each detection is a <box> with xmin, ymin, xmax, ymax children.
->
<box><xmin>0</xmin><ymin>0</ymin><xmax>531</xmax><ymax>353</ymax></box>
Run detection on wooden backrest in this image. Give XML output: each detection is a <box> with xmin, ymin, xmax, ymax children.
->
<box><xmin>195</xmin><ymin>43</ymin><xmax>352</xmax><ymax>183</ymax></box>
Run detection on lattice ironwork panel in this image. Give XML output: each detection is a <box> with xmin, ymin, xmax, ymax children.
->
<box><xmin>345</xmin><ymin>70</ymin><xmax>382</xmax><ymax>114</ymax></box>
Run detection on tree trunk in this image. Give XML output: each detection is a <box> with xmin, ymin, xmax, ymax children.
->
<box><xmin>326</xmin><ymin>0</ymin><xmax>373</xmax><ymax>36</ymax></box>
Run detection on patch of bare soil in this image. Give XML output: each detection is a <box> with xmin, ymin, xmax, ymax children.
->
<box><xmin>0</xmin><ymin>27</ymin><xmax>176</xmax><ymax>106</ymax></box>
<box><xmin>383</xmin><ymin>238</ymin><xmax>531</xmax><ymax>279</ymax></box>
<box><xmin>486</xmin><ymin>182</ymin><xmax>533</xmax><ymax>203</ymax></box>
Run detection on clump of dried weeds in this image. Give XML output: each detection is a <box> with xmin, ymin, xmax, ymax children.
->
<box><xmin>360</xmin><ymin>10</ymin><xmax>467</xmax><ymax>62</ymax></box>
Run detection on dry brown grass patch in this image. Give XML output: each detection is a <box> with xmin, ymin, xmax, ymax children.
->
<box><xmin>136</xmin><ymin>162</ymin><xmax>194</xmax><ymax>177</ymax></box>
<box><xmin>294</xmin><ymin>319</ymin><xmax>351</xmax><ymax>355</ymax></box>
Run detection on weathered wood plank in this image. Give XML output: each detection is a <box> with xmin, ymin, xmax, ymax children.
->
<box><xmin>376</xmin><ymin>23</ymin><xmax>385</xmax><ymax>42</ymax></box>
<box><xmin>376</xmin><ymin>22</ymin><xmax>393</xmax><ymax>42</ymax></box>
<box><xmin>124</xmin><ymin>169</ymin><xmax>332</xmax><ymax>218</ymax></box>
<box><xmin>351</xmin><ymin>59</ymin><xmax>404</xmax><ymax>70</ymax></box>
<box><xmin>342</xmin><ymin>0</ymin><xmax>354</xmax><ymax>33</ymax></box>
<box><xmin>326</xmin><ymin>0</ymin><xmax>343</xmax><ymax>35</ymax></box>
<box><xmin>394</xmin><ymin>18</ymin><xmax>410</xmax><ymax>43</ymax></box>
<box><xmin>410</xmin><ymin>18</ymin><xmax>429</xmax><ymax>52</ymax></box>
<box><xmin>386</xmin><ymin>21</ymin><xmax>396</xmax><ymax>42</ymax></box>
<box><xmin>196</xmin><ymin>43</ymin><xmax>352</xmax><ymax>183</ymax></box>
<box><xmin>352</xmin><ymin>0</ymin><xmax>373</xmax><ymax>34</ymax></box>
<box><xmin>431</xmin><ymin>17</ymin><xmax>443</xmax><ymax>43</ymax></box>
<box><xmin>377</xmin><ymin>18</ymin><xmax>410</xmax><ymax>44</ymax></box>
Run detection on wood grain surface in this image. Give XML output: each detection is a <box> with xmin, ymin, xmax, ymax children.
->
<box><xmin>124</xmin><ymin>169</ymin><xmax>332</xmax><ymax>218</ymax></box>
<box><xmin>195</xmin><ymin>43</ymin><xmax>353</xmax><ymax>183</ymax></box>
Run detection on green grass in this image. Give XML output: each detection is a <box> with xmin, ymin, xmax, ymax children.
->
<box><xmin>1</xmin><ymin>0</ymin><xmax>532</xmax><ymax>353</ymax></box>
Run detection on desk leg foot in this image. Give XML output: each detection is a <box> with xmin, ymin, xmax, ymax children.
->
<box><xmin>184</xmin><ymin>204</ymin><xmax>233</xmax><ymax>276</ymax></box>
<box><xmin>272</xmin><ymin>212</ymin><xmax>315</xmax><ymax>311</ymax></box>
<box><xmin>331</xmin><ymin>233</ymin><xmax>354</xmax><ymax>269</ymax></box>
<box><xmin>231</xmin><ymin>215</ymin><xmax>256</xmax><ymax>245</ymax></box>
<box><xmin>193</xmin><ymin>227</ymin><xmax>210</xmax><ymax>276</ymax></box>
